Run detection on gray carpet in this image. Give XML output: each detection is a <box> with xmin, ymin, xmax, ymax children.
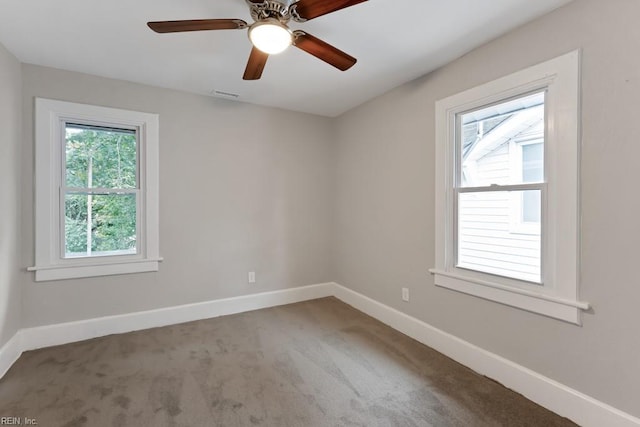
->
<box><xmin>0</xmin><ymin>297</ymin><xmax>576</xmax><ymax>426</ymax></box>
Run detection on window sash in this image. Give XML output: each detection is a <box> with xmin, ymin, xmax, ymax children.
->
<box><xmin>63</xmin><ymin>187</ymin><xmax>139</xmax><ymax>195</ymax></box>
<box><xmin>456</xmin><ymin>182</ymin><xmax>545</xmax><ymax>193</ymax></box>
<box><xmin>454</xmin><ymin>183</ymin><xmax>545</xmax><ymax>284</ymax></box>
<box><xmin>59</xmin><ymin>188</ymin><xmax>142</xmax><ymax>260</ymax></box>
<box><xmin>62</xmin><ymin>120</ymin><xmax>140</xmax><ymax>190</ymax></box>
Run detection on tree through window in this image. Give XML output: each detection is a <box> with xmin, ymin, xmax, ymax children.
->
<box><xmin>32</xmin><ymin>98</ymin><xmax>160</xmax><ymax>281</ymax></box>
<box><xmin>64</xmin><ymin>124</ymin><xmax>138</xmax><ymax>258</ymax></box>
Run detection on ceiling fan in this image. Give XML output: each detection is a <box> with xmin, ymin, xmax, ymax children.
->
<box><xmin>147</xmin><ymin>0</ymin><xmax>368</xmax><ymax>80</ymax></box>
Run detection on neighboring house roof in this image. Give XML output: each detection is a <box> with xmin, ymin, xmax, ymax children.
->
<box><xmin>463</xmin><ymin>104</ymin><xmax>544</xmax><ymax>162</ymax></box>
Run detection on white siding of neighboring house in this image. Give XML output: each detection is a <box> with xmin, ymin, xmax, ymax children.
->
<box><xmin>458</xmin><ymin>138</ymin><xmax>542</xmax><ymax>283</ymax></box>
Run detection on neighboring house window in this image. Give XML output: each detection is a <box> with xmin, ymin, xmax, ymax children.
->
<box><xmin>431</xmin><ymin>51</ymin><xmax>589</xmax><ymax>324</ymax></box>
<box><xmin>520</xmin><ymin>141</ymin><xmax>543</xmax><ymax>222</ymax></box>
<box><xmin>30</xmin><ymin>99</ymin><xmax>161</xmax><ymax>281</ymax></box>
<box><xmin>509</xmin><ymin>138</ymin><xmax>544</xmax><ymax>235</ymax></box>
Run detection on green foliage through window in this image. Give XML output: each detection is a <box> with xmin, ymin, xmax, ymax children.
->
<box><xmin>64</xmin><ymin>124</ymin><xmax>138</xmax><ymax>257</ymax></box>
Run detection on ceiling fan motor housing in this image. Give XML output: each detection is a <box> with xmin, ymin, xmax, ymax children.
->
<box><xmin>248</xmin><ymin>0</ymin><xmax>295</xmax><ymax>23</ymax></box>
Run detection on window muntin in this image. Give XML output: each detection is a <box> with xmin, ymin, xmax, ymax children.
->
<box><xmin>63</xmin><ymin>123</ymin><xmax>139</xmax><ymax>258</ymax></box>
<box><xmin>456</xmin><ymin>92</ymin><xmax>544</xmax><ymax>284</ymax></box>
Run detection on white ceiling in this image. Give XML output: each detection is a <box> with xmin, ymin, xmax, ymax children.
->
<box><xmin>0</xmin><ymin>0</ymin><xmax>572</xmax><ymax>117</ymax></box>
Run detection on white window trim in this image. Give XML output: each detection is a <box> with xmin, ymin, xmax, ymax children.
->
<box><xmin>29</xmin><ymin>98</ymin><xmax>162</xmax><ymax>281</ymax></box>
<box><xmin>430</xmin><ymin>50</ymin><xmax>589</xmax><ymax>324</ymax></box>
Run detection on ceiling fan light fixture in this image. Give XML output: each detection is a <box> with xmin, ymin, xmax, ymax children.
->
<box><xmin>249</xmin><ymin>19</ymin><xmax>292</xmax><ymax>55</ymax></box>
<box><xmin>147</xmin><ymin>0</ymin><xmax>368</xmax><ymax>80</ymax></box>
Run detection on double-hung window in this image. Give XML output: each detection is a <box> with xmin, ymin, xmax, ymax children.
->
<box><xmin>431</xmin><ymin>51</ymin><xmax>589</xmax><ymax>324</ymax></box>
<box><xmin>457</xmin><ymin>91</ymin><xmax>545</xmax><ymax>284</ymax></box>
<box><xmin>31</xmin><ymin>99</ymin><xmax>160</xmax><ymax>281</ymax></box>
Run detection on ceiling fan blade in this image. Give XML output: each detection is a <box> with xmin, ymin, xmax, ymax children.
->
<box><xmin>292</xmin><ymin>31</ymin><xmax>356</xmax><ymax>71</ymax></box>
<box><xmin>147</xmin><ymin>19</ymin><xmax>247</xmax><ymax>33</ymax></box>
<box><xmin>243</xmin><ymin>47</ymin><xmax>269</xmax><ymax>80</ymax></box>
<box><xmin>292</xmin><ymin>0</ymin><xmax>367</xmax><ymax>21</ymax></box>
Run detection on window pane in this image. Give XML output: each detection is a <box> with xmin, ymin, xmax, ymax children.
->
<box><xmin>64</xmin><ymin>193</ymin><xmax>137</xmax><ymax>258</ymax></box>
<box><xmin>458</xmin><ymin>191</ymin><xmax>541</xmax><ymax>283</ymax></box>
<box><xmin>65</xmin><ymin>124</ymin><xmax>137</xmax><ymax>189</ymax></box>
<box><xmin>460</xmin><ymin>92</ymin><xmax>544</xmax><ymax>187</ymax></box>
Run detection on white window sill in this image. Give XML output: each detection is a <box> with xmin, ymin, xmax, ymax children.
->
<box><xmin>429</xmin><ymin>269</ymin><xmax>589</xmax><ymax>325</ymax></box>
<box><xmin>28</xmin><ymin>258</ymin><xmax>163</xmax><ymax>282</ymax></box>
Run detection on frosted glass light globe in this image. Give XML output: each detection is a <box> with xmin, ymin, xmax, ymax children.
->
<box><xmin>249</xmin><ymin>20</ymin><xmax>292</xmax><ymax>55</ymax></box>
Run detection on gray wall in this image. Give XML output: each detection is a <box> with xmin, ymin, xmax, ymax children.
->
<box><xmin>333</xmin><ymin>0</ymin><xmax>640</xmax><ymax>418</ymax></box>
<box><xmin>20</xmin><ymin>65</ymin><xmax>335</xmax><ymax>327</ymax></box>
<box><xmin>0</xmin><ymin>42</ymin><xmax>22</xmax><ymax>348</ymax></box>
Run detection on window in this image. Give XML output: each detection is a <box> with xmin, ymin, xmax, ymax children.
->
<box><xmin>30</xmin><ymin>99</ymin><xmax>160</xmax><ymax>281</ymax></box>
<box><xmin>457</xmin><ymin>92</ymin><xmax>544</xmax><ymax>284</ymax></box>
<box><xmin>431</xmin><ymin>51</ymin><xmax>589</xmax><ymax>324</ymax></box>
<box><xmin>64</xmin><ymin>123</ymin><xmax>138</xmax><ymax>258</ymax></box>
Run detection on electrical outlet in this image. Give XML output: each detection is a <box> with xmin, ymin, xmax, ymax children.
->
<box><xmin>248</xmin><ymin>271</ymin><xmax>256</xmax><ymax>284</ymax></box>
<box><xmin>402</xmin><ymin>287</ymin><xmax>409</xmax><ymax>302</ymax></box>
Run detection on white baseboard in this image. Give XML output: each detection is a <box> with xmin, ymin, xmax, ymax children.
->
<box><xmin>0</xmin><ymin>331</ymin><xmax>23</xmax><ymax>379</ymax></box>
<box><xmin>1</xmin><ymin>281</ymin><xmax>638</xmax><ymax>427</ymax></box>
<box><xmin>332</xmin><ymin>283</ymin><xmax>640</xmax><ymax>427</ymax></box>
<box><xmin>0</xmin><ymin>283</ymin><xmax>333</xmax><ymax>378</ymax></box>
<box><xmin>19</xmin><ymin>282</ymin><xmax>334</xmax><ymax>352</ymax></box>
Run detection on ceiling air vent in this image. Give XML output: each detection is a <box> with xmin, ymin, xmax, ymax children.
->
<box><xmin>211</xmin><ymin>89</ymin><xmax>240</xmax><ymax>99</ymax></box>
